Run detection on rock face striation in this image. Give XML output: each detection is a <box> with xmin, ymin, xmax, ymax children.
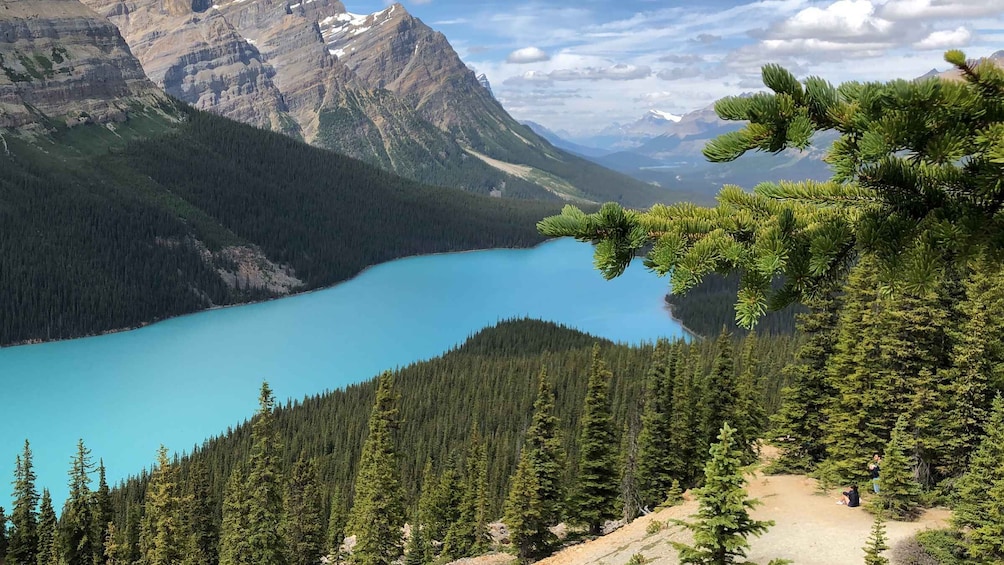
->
<box><xmin>75</xmin><ymin>0</ymin><xmax>599</xmax><ymax>198</ymax></box>
<box><xmin>0</xmin><ymin>0</ymin><xmax>166</xmax><ymax>128</ymax></box>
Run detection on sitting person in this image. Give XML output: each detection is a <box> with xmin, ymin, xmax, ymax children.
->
<box><xmin>837</xmin><ymin>485</ymin><xmax>861</xmax><ymax>507</ymax></box>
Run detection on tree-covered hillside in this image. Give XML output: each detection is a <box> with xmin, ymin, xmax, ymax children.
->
<box><xmin>0</xmin><ymin>107</ymin><xmax>561</xmax><ymax>346</ymax></box>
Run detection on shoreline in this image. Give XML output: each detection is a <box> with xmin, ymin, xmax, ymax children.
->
<box><xmin>2</xmin><ymin>238</ymin><xmax>690</xmax><ymax>350</ymax></box>
<box><xmin>0</xmin><ymin>241</ymin><xmax>553</xmax><ymax>350</ymax></box>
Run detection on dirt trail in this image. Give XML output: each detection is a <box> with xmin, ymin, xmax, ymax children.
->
<box><xmin>536</xmin><ymin>473</ymin><xmax>950</xmax><ymax>565</ymax></box>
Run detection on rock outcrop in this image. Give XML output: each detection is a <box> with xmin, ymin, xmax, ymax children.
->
<box><xmin>0</xmin><ymin>0</ymin><xmax>166</xmax><ymax>128</ymax></box>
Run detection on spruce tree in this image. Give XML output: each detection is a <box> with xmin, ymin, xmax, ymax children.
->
<box><xmin>619</xmin><ymin>422</ymin><xmax>641</xmax><ymax>523</ymax></box>
<box><xmin>635</xmin><ymin>340</ymin><xmax>674</xmax><ymax>508</ymax></box>
<box><xmin>670</xmin><ymin>423</ymin><xmax>778</xmax><ymax>565</ymax></box>
<box><xmin>60</xmin><ymin>439</ymin><xmax>95</xmax><ymax>565</ymax></box>
<box><xmin>1</xmin><ymin>506</ymin><xmax>7</xmax><ymax>564</ymax></box>
<box><xmin>954</xmin><ymin>394</ymin><xmax>1004</xmax><ymax>561</ymax></box>
<box><xmin>667</xmin><ymin>352</ymin><xmax>699</xmax><ymax>486</ymax></box>
<box><xmin>348</xmin><ymin>372</ymin><xmax>405</xmax><ymax>565</ymax></box>
<box><xmin>402</xmin><ymin>511</ymin><xmax>426</xmax><ymax>565</ymax></box>
<box><xmin>140</xmin><ymin>446</ymin><xmax>186</xmax><ymax>565</ymax></box>
<box><xmin>503</xmin><ymin>367</ymin><xmax>565</xmax><ymax>560</ymax></box>
<box><xmin>325</xmin><ymin>491</ymin><xmax>347</xmax><ymax>564</ymax></box>
<box><xmin>702</xmin><ymin>331</ymin><xmax>738</xmax><ymax>455</ymax></box>
<box><xmin>93</xmin><ymin>461</ymin><xmax>113</xmax><ymax>565</ymax></box>
<box><xmin>35</xmin><ymin>490</ymin><xmax>56</xmax><ymax>565</ymax></box>
<box><xmin>181</xmin><ymin>461</ymin><xmax>217</xmax><ymax>565</ymax></box>
<box><xmin>246</xmin><ymin>382</ymin><xmax>287</xmax><ymax>565</ymax></box>
<box><xmin>870</xmin><ymin>416</ymin><xmax>922</xmax><ymax>521</ymax></box>
<box><xmin>862</xmin><ymin>514</ymin><xmax>889</xmax><ymax>565</ymax></box>
<box><xmin>443</xmin><ymin>427</ymin><xmax>490</xmax><ymax>559</ymax></box>
<box><xmin>10</xmin><ymin>440</ymin><xmax>39</xmax><ymax>565</ymax></box>
<box><xmin>283</xmin><ymin>456</ymin><xmax>324</xmax><ymax>565</ymax></box>
<box><xmin>769</xmin><ymin>295</ymin><xmax>839</xmax><ymax>473</ymax></box>
<box><xmin>733</xmin><ymin>333</ymin><xmax>766</xmax><ymax>465</ymax></box>
<box><xmin>218</xmin><ymin>465</ymin><xmax>250</xmax><ymax>565</ymax></box>
<box><xmin>568</xmin><ymin>344</ymin><xmax>620</xmax><ymax>535</ymax></box>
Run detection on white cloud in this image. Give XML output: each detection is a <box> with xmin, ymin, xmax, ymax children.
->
<box><xmin>914</xmin><ymin>26</ymin><xmax>972</xmax><ymax>49</ymax></box>
<box><xmin>506</xmin><ymin>46</ymin><xmax>552</xmax><ymax>64</ymax></box>
<box><xmin>880</xmin><ymin>0</ymin><xmax>1004</xmax><ymax>20</ymax></box>
<box><xmin>502</xmin><ymin>70</ymin><xmax>554</xmax><ymax>85</ymax></box>
<box><xmin>549</xmin><ymin>64</ymin><xmax>652</xmax><ymax>81</ymax></box>
<box><xmin>762</xmin><ymin>0</ymin><xmax>899</xmax><ymax>42</ymax></box>
<box><xmin>657</xmin><ymin>67</ymin><xmax>703</xmax><ymax>80</ymax></box>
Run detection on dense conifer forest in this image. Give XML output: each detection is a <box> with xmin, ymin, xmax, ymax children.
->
<box><xmin>0</xmin><ymin>108</ymin><xmax>560</xmax><ymax>346</ymax></box>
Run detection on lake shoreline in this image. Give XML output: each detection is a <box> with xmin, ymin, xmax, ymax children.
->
<box><xmin>0</xmin><ymin>242</ymin><xmax>540</xmax><ymax>351</ymax></box>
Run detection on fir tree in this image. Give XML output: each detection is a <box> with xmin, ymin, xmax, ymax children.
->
<box><xmin>348</xmin><ymin>372</ymin><xmax>405</xmax><ymax>565</ymax></box>
<box><xmin>769</xmin><ymin>295</ymin><xmax>839</xmax><ymax>473</ymax></box>
<box><xmin>635</xmin><ymin>340</ymin><xmax>674</xmax><ymax>508</ymax></box>
<box><xmin>283</xmin><ymin>456</ymin><xmax>324</xmax><ymax>565</ymax></box>
<box><xmin>35</xmin><ymin>490</ymin><xmax>56</xmax><ymax>565</ymax></box>
<box><xmin>862</xmin><ymin>514</ymin><xmax>889</xmax><ymax>565</ymax></box>
<box><xmin>954</xmin><ymin>394</ymin><xmax>1004</xmax><ymax>561</ymax></box>
<box><xmin>670</xmin><ymin>423</ymin><xmax>778</xmax><ymax>565</ymax></box>
<box><xmin>10</xmin><ymin>440</ymin><xmax>39</xmax><ymax>565</ymax></box>
<box><xmin>246</xmin><ymin>382</ymin><xmax>287</xmax><ymax>565</ymax></box>
<box><xmin>218</xmin><ymin>466</ymin><xmax>250</xmax><ymax>565</ymax></box>
<box><xmin>181</xmin><ymin>461</ymin><xmax>217</xmax><ymax>565</ymax></box>
<box><xmin>139</xmin><ymin>446</ymin><xmax>186</xmax><ymax>565</ymax></box>
<box><xmin>503</xmin><ymin>367</ymin><xmax>565</xmax><ymax>560</ymax></box>
<box><xmin>60</xmin><ymin>439</ymin><xmax>95</xmax><ymax>565</ymax></box>
<box><xmin>93</xmin><ymin>461</ymin><xmax>113</xmax><ymax>565</ymax></box>
<box><xmin>325</xmin><ymin>491</ymin><xmax>347</xmax><ymax>564</ymax></box>
<box><xmin>870</xmin><ymin>416</ymin><xmax>922</xmax><ymax>521</ymax></box>
<box><xmin>568</xmin><ymin>344</ymin><xmax>620</xmax><ymax>535</ymax></box>
<box><xmin>1</xmin><ymin>506</ymin><xmax>7</xmax><ymax>564</ymax></box>
<box><xmin>702</xmin><ymin>331</ymin><xmax>738</xmax><ymax>455</ymax></box>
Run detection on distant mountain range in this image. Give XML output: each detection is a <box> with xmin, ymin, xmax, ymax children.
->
<box><xmin>76</xmin><ymin>0</ymin><xmax>668</xmax><ymax>207</ymax></box>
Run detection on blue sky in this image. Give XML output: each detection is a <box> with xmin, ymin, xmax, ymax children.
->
<box><xmin>347</xmin><ymin>0</ymin><xmax>1004</xmax><ymax>136</ymax></box>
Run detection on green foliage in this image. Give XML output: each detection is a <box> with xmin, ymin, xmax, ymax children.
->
<box><xmin>863</xmin><ymin>514</ymin><xmax>889</xmax><ymax>565</ymax></box>
<box><xmin>539</xmin><ymin>50</ymin><xmax>1004</xmax><ymax>328</ymax></box>
<box><xmin>326</xmin><ymin>491</ymin><xmax>347</xmax><ymax>563</ymax></box>
<box><xmin>139</xmin><ymin>446</ymin><xmax>186</xmax><ymax>565</ymax></box>
<box><xmin>767</xmin><ymin>295</ymin><xmax>839</xmax><ymax>474</ymax></box>
<box><xmin>659</xmin><ymin>480</ymin><xmax>684</xmax><ymax>509</ymax></box>
<box><xmin>348</xmin><ymin>373</ymin><xmax>405</xmax><ymax>565</ymax></box>
<box><xmin>35</xmin><ymin>490</ymin><xmax>56</xmax><ymax>565</ymax></box>
<box><xmin>870</xmin><ymin>416</ymin><xmax>922</xmax><ymax>521</ymax></box>
<box><xmin>0</xmin><ymin>109</ymin><xmax>558</xmax><ymax>346</ymax></box>
<box><xmin>218</xmin><ymin>465</ymin><xmax>250</xmax><ymax>565</ymax></box>
<box><xmin>914</xmin><ymin>529</ymin><xmax>968</xmax><ymax>565</ymax></box>
<box><xmin>59</xmin><ymin>440</ymin><xmax>95</xmax><ymax>565</ymax></box>
<box><xmin>645</xmin><ymin>521</ymin><xmax>663</xmax><ymax>535</ymax></box>
<box><xmin>9</xmin><ymin>440</ymin><xmax>39</xmax><ymax>565</ymax></box>
<box><xmin>954</xmin><ymin>395</ymin><xmax>1004</xmax><ymax>561</ymax></box>
<box><xmin>702</xmin><ymin>332</ymin><xmax>739</xmax><ymax>458</ymax></box>
<box><xmin>247</xmin><ymin>383</ymin><xmax>288</xmax><ymax>565</ymax></box>
<box><xmin>568</xmin><ymin>345</ymin><xmax>621</xmax><ymax>534</ymax></box>
<box><xmin>670</xmin><ymin>423</ymin><xmax>778</xmax><ymax>565</ymax></box>
<box><xmin>93</xmin><ymin>462</ymin><xmax>113</xmax><ymax>565</ymax></box>
<box><xmin>626</xmin><ymin>553</ymin><xmax>648</xmax><ymax>565</ymax></box>
<box><xmin>0</xmin><ymin>506</ymin><xmax>7</xmax><ymax>563</ymax></box>
<box><xmin>636</xmin><ymin>341</ymin><xmax>674</xmax><ymax>509</ymax></box>
<box><xmin>283</xmin><ymin>457</ymin><xmax>324</xmax><ymax>565</ymax></box>
<box><xmin>181</xmin><ymin>462</ymin><xmax>217</xmax><ymax>565</ymax></box>
<box><xmin>503</xmin><ymin>368</ymin><xmax>566</xmax><ymax>560</ymax></box>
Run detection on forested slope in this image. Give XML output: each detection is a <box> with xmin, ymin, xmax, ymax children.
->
<box><xmin>0</xmin><ymin>107</ymin><xmax>560</xmax><ymax>346</ymax></box>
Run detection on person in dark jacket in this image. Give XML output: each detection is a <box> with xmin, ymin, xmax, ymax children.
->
<box><xmin>869</xmin><ymin>454</ymin><xmax>882</xmax><ymax>493</ymax></box>
<box><xmin>838</xmin><ymin>485</ymin><xmax>861</xmax><ymax>507</ymax></box>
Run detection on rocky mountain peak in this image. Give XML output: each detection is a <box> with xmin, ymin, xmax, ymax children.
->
<box><xmin>0</xmin><ymin>0</ymin><xmax>167</xmax><ymax>129</ymax></box>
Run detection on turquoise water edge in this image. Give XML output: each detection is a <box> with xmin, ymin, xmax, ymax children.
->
<box><xmin>0</xmin><ymin>239</ymin><xmax>684</xmax><ymax>508</ymax></box>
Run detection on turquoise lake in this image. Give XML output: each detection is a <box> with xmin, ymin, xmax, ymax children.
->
<box><xmin>0</xmin><ymin>238</ymin><xmax>684</xmax><ymax>508</ymax></box>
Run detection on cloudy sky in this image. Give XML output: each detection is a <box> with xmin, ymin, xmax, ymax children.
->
<box><xmin>348</xmin><ymin>0</ymin><xmax>1004</xmax><ymax>137</ymax></box>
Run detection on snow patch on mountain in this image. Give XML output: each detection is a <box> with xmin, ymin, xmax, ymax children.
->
<box><xmin>649</xmin><ymin>110</ymin><xmax>682</xmax><ymax>122</ymax></box>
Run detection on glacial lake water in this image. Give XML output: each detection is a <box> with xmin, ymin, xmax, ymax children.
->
<box><xmin>0</xmin><ymin>238</ymin><xmax>685</xmax><ymax>508</ymax></box>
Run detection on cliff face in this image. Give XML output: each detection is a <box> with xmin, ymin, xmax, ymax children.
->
<box><xmin>0</xmin><ymin>0</ymin><xmax>166</xmax><ymax>128</ymax></box>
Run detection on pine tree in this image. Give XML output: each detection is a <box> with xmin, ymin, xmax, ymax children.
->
<box><xmin>569</xmin><ymin>344</ymin><xmax>620</xmax><ymax>535</ymax></box>
<box><xmin>60</xmin><ymin>439</ymin><xmax>95</xmax><ymax>565</ymax></box>
<box><xmin>702</xmin><ymin>331</ymin><xmax>738</xmax><ymax>455</ymax></box>
<box><xmin>670</xmin><ymin>423</ymin><xmax>777</xmax><ymax>565</ymax></box>
<box><xmin>870</xmin><ymin>416</ymin><xmax>921</xmax><ymax>521</ymax></box>
<box><xmin>1</xmin><ymin>506</ymin><xmax>8</xmax><ymax>564</ymax></box>
<box><xmin>10</xmin><ymin>440</ymin><xmax>39</xmax><ymax>565</ymax></box>
<box><xmin>769</xmin><ymin>295</ymin><xmax>839</xmax><ymax>473</ymax></box>
<box><xmin>325</xmin><ymin>491</ymin><xmax>347</xmax><ymax>564</ymax></box>
<box><xmin>218</xmin><ymin>466</ymin><xmax>250</xmax><ymax>565</ymax></box>
<box><xmin>348</xmin><ymin>372</ymin><xmax>405</xmax><ymax>565</ymax></box>
<box><xmin>35</xmin><ymin>490</ymin><xmax>56</xmax><ymax>565</ymax></box>
<box><xmin>181</xmin><ymin>461</ymin><xmax>217</xmax><ymax>565</ymax></box>
<box><xmin>93</xmin><ymin>461</ymin><xmax>113</xmax><ymax>565</ymax></box>
<box><xmin>246</xmin><ymin>382</ymin><xmax>287</xmax><ymax>565</ymax></box>
<box><xmin>635</xmin><ymin>340</ymin><xmax>674</xmax><ymax>508</ymax></box>
<box><xmin>139</xmin><ymin>446</ymin><xmax>186</xmax><ymax>565</ymax></box>
<box><xmin>283</xmin><ymin>456</ymin><xmax>324</xmax><ymax>565</ymax></box>
<box><xmin>862</xmin><ymin>514</ymin><xmax>889</xmax><ymax>565</ymax></box>
<box><xmin>503</xmin><ymin>367</ymin><xmax>565</xmax><ymax>560</ymax></box>
<box><xmin>539</xmin><ymin>51</ymin><xmax>1004</xmax><ymax>329</ymax></box>
<box><xmin>954</xmin><ymin>394</ymin><xmax>1004</xmax><ymax>561</ymax></box>
<box><xmin>733</xmin><ymin>333</ymin><xmax>766</xmax><ymax>465</ymax></box>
